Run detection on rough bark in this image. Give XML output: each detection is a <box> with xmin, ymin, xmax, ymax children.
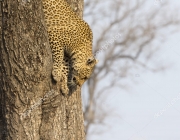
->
<box><xmin>0</xmin><ymin>0</ymin><xmax>85</xmax><ymax>140</ymax></box>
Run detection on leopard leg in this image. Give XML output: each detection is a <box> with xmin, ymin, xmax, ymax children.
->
<box><xmin>60</xmin><ymin>61</ymin><xmax>69</xmax><ymax>95</ymax></box>
<box><xmin>51</xmin><ymin>42</ymin><xmax>64</xmax><ymax>82</ymax></box>
<box><xmin>51</xmin><ymin>42</ymin><xmax>69</xmax><ymax>95</ymax></box>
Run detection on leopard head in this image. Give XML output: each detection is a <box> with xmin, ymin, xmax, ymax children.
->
<box><xmin>71</xmin><ymin>56</ymin><xmax>98</xmax><ymax>87</ymax></box>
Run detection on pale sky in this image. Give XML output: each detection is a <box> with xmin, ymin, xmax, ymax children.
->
<box><xmin>84</xmin><ymin>0</ymin><xmax>180</xmax><ymax>140</ymax></box>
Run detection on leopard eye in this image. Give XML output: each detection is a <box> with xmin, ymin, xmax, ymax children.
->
<box><xmin>87</xmin><ymin>59</ymin><xmax>92</xmax><ymax>63</ymax></box>
<box><xmin>87</xmin><ymin>58</ymin><xmax>94</xmax><ymax>65</ymax></box>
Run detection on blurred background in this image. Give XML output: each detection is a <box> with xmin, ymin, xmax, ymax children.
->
<box><xmin>82</xmin><ymin>0</ymin><xmax>180</xmax><ymax>140</ymax></box>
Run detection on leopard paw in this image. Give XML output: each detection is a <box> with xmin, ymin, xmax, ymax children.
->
<box><xmin>52</xmin><ymin>69</ymin><xmax>61</xmax><ymax>82</ymax></box>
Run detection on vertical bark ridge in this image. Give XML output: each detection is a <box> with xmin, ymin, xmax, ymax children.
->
<box><xmin>0</xmin><ymin>0</ymin><xmax>52</xmax><ymax>139</ymax></box>
<box><xmin>0</xmin><ymin>0</ymin><xmax>85</xmax><ymax>139</ymax></box>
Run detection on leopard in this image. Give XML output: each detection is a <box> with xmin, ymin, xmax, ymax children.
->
<box><xmin>42</xmin><ymin>0</ymin><xmax>98</xmax><ymax>95</ymax></box>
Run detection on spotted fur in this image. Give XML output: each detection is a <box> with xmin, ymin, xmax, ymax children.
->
<box><xmin>42</xmin><ymin>0</ymin><xmax>98</xmax><ymax>94</ymax></box>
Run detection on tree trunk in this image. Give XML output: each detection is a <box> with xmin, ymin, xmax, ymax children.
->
<box><xmin>0</xmin><ymin>0</ymin><xmax>85</xmax><ymax>140</ymax></box>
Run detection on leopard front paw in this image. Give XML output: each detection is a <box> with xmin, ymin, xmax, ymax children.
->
<box><xmin>52</xmin><ymin>69</ymin><xmax>61</xmax><ymax>82</ymax></box>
